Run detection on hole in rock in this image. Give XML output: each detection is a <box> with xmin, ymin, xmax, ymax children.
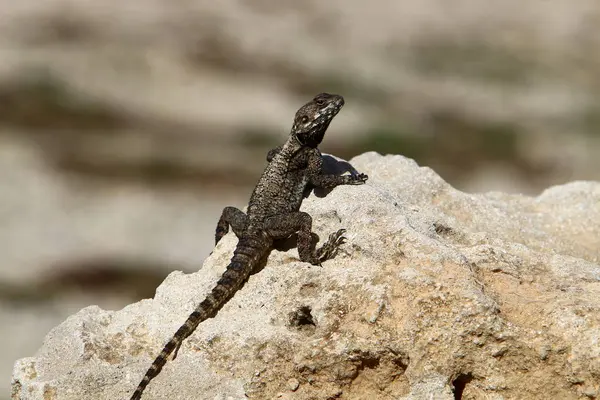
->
<box><xmin>289</xmin><ymin>305</ymin><xmax>316</xmax><ymax>327</ymax></box>
<box><xmin>452</xmin><ymin>372</ymin><xmax>474</xmax><ymax>400</ymax></box>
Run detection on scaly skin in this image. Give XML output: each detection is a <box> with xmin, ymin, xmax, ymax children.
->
<box><xmin>130</xmin><ymin>93</ymin><xmax>368</xmax><ymax>400</ymax></box>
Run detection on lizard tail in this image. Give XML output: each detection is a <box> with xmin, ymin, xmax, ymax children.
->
<box><xmin>129</xmin><ymin>235</ymin><xmax>270</xmax><ymax>400</ymax></box>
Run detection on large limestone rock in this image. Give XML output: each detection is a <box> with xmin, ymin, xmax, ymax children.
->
<box><xmin>12</xmin><ymin>153</ymin><xmax>600</xmax><ymax>399</ymax></box>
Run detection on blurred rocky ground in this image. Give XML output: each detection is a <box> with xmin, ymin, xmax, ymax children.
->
<box><xmin>2</xmin><ymin>0</ymin><xmax>600</xmax><ymax>397</ymax></box>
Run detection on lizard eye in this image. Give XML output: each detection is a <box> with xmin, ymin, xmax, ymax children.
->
<box><xmin>315</xmin><ymin>98</ymin><xmax>325</xmax><ymax>106</ymax></box>
<box><xmin>301</xmin><ymin>115</ymin><xmax>309</xmax><ymax>124</ymax></box>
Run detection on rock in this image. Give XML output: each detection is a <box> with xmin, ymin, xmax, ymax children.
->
<box><xmin>12</xmin><ymin>153</ymin><xmax>600</xmax><ymax>399</ymax></box>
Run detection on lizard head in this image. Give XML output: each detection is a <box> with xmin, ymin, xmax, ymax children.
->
<box><xmin>291</xmin><ymin>93</ymin><xmax>345</xmax><ymax>148</ymax></box>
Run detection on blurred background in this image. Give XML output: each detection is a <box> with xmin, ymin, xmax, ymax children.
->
<box><xmin>3</xmin><ymin>0</ymin><xmax>600</xmax><ymax>396</ymax></box>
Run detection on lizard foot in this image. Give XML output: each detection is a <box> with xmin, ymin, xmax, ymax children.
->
<box><xmin>348</xmin><ymin>173</ymin><xmax>368</xmax><ymax>185</ymax></box>
<box><xmin>313</xmin><ymin>228</ymin><xmax>346</xmax><ymax>264</ymax></box>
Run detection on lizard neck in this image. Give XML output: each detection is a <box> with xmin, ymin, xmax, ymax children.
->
<box><xmin>281</xmin><ymin>135</ymin><xmax>305</xmax><ymax>155</ymax></box>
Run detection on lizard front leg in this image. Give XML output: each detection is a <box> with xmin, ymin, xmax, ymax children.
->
<box><xmin>307</xmin><ymin>151</ymin><xmax>368</xmax><ymax>190</ymax></box>
<box><xmin>264</xmin><ymin>212</ymin><xmax>346</xmax><ymax>265</ymax></box>
<box><xmin>215</xmin><ymin>206</ymin><xmax>249</xmax><ymax>245</ymax></box>
<box><xmin>311</xmin><ymin>172</ymin><xmax>368</xmax><ymax>190</ymax></box>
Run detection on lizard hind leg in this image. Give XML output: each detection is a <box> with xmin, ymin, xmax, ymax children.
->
<box><xmin>215</xmin><ymin>206</ymin><xmax>249</xmax><ymax>245</ymax></box>
<box><xmin>264</xmin><ymin>212</ymin><xmax>346</xmax><ymax>266</ymax></box>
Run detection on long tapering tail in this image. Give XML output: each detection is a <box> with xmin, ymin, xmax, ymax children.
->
<box><xmin>130</xmin><ymin>235</ymin><xmax>270</xmax><ymax>400</ymax></box>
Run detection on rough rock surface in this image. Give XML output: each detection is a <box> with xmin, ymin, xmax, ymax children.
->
<box><xmin>12</xmin><ymin>153</ymin><xmax>600</xmax><ymax>399</ymax></box>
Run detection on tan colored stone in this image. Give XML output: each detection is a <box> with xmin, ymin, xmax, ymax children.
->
<box><xmin>12</xmin><ymin>153</ymin><xmax>600</xmax><ymax>399</ymax></box>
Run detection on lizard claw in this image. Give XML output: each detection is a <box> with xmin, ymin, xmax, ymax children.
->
<box><xmin>349</xmin><ymin>173</ymin><xmax>368</xmax><ymax>185</ymax></box>
<box><xmin>315</xmin><ymin>228</ymin><xmax>347</xmax><ymax>263</ymax></box>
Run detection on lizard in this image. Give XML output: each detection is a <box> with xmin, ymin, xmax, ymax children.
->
<box><xmin>129</xmin><ymin>92</ymin><xmax>368</xmax><ymax>400</ymax></box>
